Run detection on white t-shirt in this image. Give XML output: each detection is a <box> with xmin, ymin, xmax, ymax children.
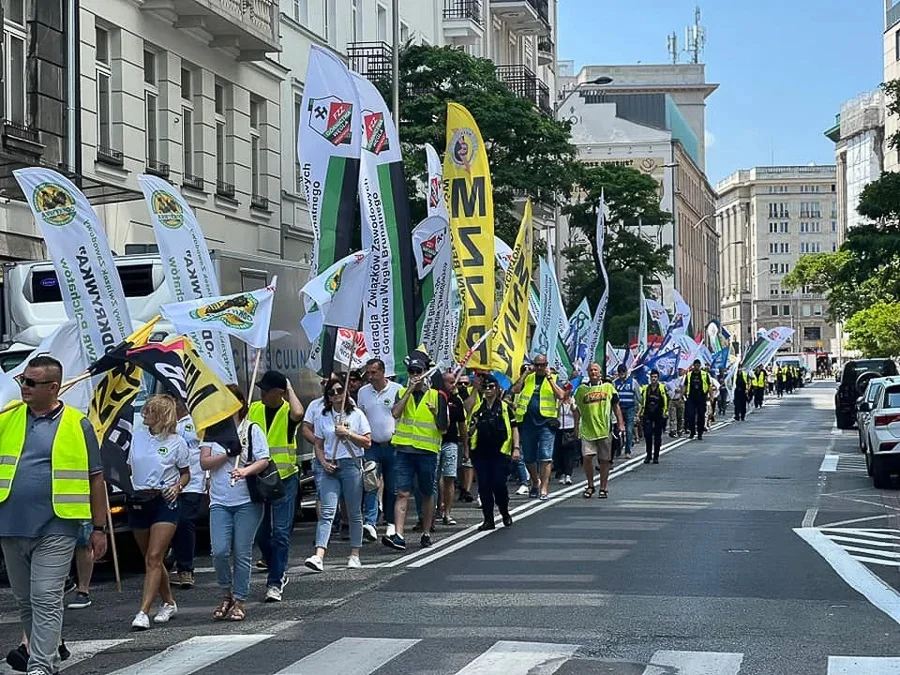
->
<box><xmin>314</xmin><ymin>408</ymin><xmax>372</xmax><ymax>461</ymax></box>
<box><xmin>208</xmin><ymin>422</ymin><xmax>270</xmax><ymax>507</ymax></box>
<box><xmin>129</xmin><ymin>422</ymin><xmax>190</xmax><ymax>491</ymax></box>
<box><xmin>357</xmin><ymin>381</ymin><xmax>403</xmax><ymax>444</ymax></box>
<box><xmin>177</xmin><ymin>415</ymin><xmax>205</xmax><ymax>494</ymax></box>
<box><xmin>303</xmin><ymin>396</ymin><xmax>325</xmax><ymax>428</ymax></box>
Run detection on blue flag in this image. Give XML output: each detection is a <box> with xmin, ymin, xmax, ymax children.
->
<box><xmin>711</xmin><ymin>346</ymin><xmax>730</xmax><ymax>371</ymax></box>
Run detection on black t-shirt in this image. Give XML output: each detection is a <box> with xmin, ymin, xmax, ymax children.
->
<box><xmin>443</xmin><ymin>393</ymin><xmax>465</xmax><ymax>444</ymax></box>
<box><xmin>644</xmin><ymin>384</ymin><xmax>664</xmax><ymax>417</ymax></box>
<box><xmin>688</xmin><ymin>371</ymin><xmax>705</xmax><ymax>399</ymax></box>
<box><xmin>264</xmin><ymin>405</ymin><xmax>300</xmax><ymax>446</ymax></box>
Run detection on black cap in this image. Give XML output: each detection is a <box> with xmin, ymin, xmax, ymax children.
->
<box><xmin>407</xmin><ymin>357</ymin><xmax>427</xmax><ymax>371</ymax></box>
<box><xmin>256</xmin><ymin>370</ymin><xmax>288</xmax><ymax>392</ymax></box>
<box><xmin>617</xmin><ymin>364</ymin><xmax>627</xmax><ymax>374</ymax></box>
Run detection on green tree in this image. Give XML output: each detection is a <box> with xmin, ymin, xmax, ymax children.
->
<box><xmin>561</xmin><ymin>164</ymin><xmax>673</xmax><ymax>344</ymax></box>
<box><xmin>376</xmin><ymin>45</ymin><xmax>579</xmax><ymax>245</ymax></box>
<box><xmin>845</xmin><ymin>301</ymin><xmax>900</xmax><ymax>357</ymax></box>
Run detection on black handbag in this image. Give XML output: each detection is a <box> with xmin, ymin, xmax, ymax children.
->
<box><xmin>244</xmin><ymin>422</ymin><xmax>285</xmax><ymax>503</ymax></box>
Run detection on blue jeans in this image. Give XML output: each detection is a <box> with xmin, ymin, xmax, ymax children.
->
<box><xmin>514</xmin><ymin>456</ymin><xmax>529</xmax><ymax>485</ymax></box>
<box><xmin>210</xmin><ymin>502</ymin><xmax>263</xmax><ymax>601</ymax></box>
<box><xmin>621</xmin><ymin>406</ymin><xmax>637</xmax><ymax>455</ymax></box>
<box><xmin>256</xmin><ymin>472</ymin><xmax>298</xmax><ymax>588</ymax></box>
<box><xmin>317</xmin><ymin>458</ymin><xmax>364</xmax><ymax>549</ymax></box>
<box><xmin>520</xmin><ymin>420</ymin><xmax>554</xmax><ymax>465</ymax></box>
<box><xmin>364</xmin><ymin>443</ymin><xmax>397</xmax><ymax>527</ymax></box>
<box><xmin>415</xmin><ymin>443</ymin><xmax>458</xmax><ymax>520</ymax></box>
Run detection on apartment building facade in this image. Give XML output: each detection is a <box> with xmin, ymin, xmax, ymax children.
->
<box><xmin>885</xmin><ymin>0</ymin><xmax>900</xmax><ymax>173</ymax></box>
<box><xmin>716</xmin><ymin>165</ymin><xmax>839</xmax><ymax>355</ymax></box>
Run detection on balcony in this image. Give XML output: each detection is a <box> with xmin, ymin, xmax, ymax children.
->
<box><xmin>146</xmin><ymin>159</ymin><xmax>170</xmax><ymax>178</ymax></box>
<box><xmin>183</xmin><ymin>173</ymin><xmax>205</xmax><ymax>192</ymax></box>
<box><xmin>216</xmin><ymin>180</ymin><xmax>236</xmax><ymax>200</ymax></box>
<box><xmin>347</xmin><ymin>42</ymin><xmax>392</xmax><ymax>85</ymax></box>
<box><xmin>96</xmin><ymin>146</ymin><xmax>125</xmax><ymax>168</ymax></box>
<box><xmin>491</xmin><ymin>0</ymin><xmax>550</xmax><ymax>35</ymax></box>
<box><xmin>443</xmin><ymin>0</ymin><xmax>484</xmax><ymax>45</ymax></box>
<box><xmin>137</xmin><ymin>0</ymin><xmax>280</xmax><ymax>60</ymax></box>
<box><xmin>496</xmin><ymin>65</ymin><xmax>551</xmax><ymax>115</ymax></box>
<box><xmin>251</xmin><ymin>193</ymin><xmax>269</xmax><ymax>210</ymax></box>
<box><xmin>1</xmin><ymin>120</ymin><xmax>43</xmax><ymax>158</ymax></box>
<box><xmin>537</xmin><ymin>35</ymin><xmax>554</xmax><ymax>65</ymax></box>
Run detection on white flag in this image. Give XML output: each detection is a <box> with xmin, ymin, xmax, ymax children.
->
<box><xmin>412</xmin><ymin>215</ymin><xmax>451</xmax><ymax>281</ymax></box>
<box><xmin>13</xmin><ymin>168</ymin><xmax>131</xmax><ymax>363</ymax></box>
<box><xmin>334</xmin><ymin>328</ymin><xmax>370</xmax><ymax>368</ymax></box>
<box><xmin>300</xmin><ymin>251</ymin><xmax>370</xmax><ymax>335</ymax></box>
<box><xmin>645</xmin><ymin>297</ymin><xmax>670</xmax><ymax>334</ymax></box>
<box><xmin>583</xmin><ymin>191</ymin><xmax>610</xmax><ymax>374</ymax></box>
<box><xmin>160</xmin><ymin>278</ymin><xmax>277</xmax><ymax>350</ymax></box>
<box><xmin>532</xmin><ymin>254</ymin><xmax>564</xmax><ymax>372</ymax></box>
<box><xmin>425</xmin><ymin>142</ymin><xmax>448</xmax><ymax>221</ymax></box>
<box><xmin>672</xmin><ymin>289</ymin><xmax>692</xmax><ymax>336</ymax></box>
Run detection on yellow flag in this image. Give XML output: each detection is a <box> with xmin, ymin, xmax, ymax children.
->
<box><xmin>444</xmin><ymin>103</ymin><xmax>495</xmax><ymax>369</ymax></box>
<box><xmin>491</xmin><ymin>201</ymin><xmax>534</xmax><ymax>381</ymax></box>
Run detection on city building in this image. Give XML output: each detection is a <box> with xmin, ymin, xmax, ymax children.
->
<box><xmin>824</xmin><ymin>90</ymin><xmax>884</xmax><ymax>242</ymax></box>
<box><xmin>716</xmin><ymin>165</ymin><xmax>839</xmax><ymax>355</ymax></box>
<box><xmin>555</xmin><ymin>63</ymin><xmax>719</xmax><ymax>331</ymax></box>
<box><xmin>884</xmin><ymin>0</ymin><xmax>900</xmax><ymax>173</ymax></box>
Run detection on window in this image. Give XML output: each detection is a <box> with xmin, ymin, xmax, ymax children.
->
<box><xmin>800</xmin><ymin>201</ymin><xmax>821</xmax><ymax>218</ymax></box>
<box><xmin>181</xmin><ymin>67</ymin><xmax>195</xmax><ymax>178</ymax></box>
<box><xmin>769</xmin><ymin>242</ymin><xmax>777</xmax><ymax>254</ymax></box>
<box><xmin>896</xmin><ymin>29</ymin><xmax>900</xmax><ymax>61</ymax></box>
<box><xmin>292</xmin><ymin>0</ymin><xmax>308</xmax><ymax>24</ymax></box>
<box><xmin>377</xmin><ymin>4</ymin><xmax>388</xmax><ymax>42</ymax></box>
<box><xmin>770</xmin><ymin>285</ymin><xmax>780</xmax><ymax>297</ymax></box>
<box><xmin>780</xmin><ymin>242</ymin><xmax>790</xmax><ymax>254</ymax></box>
<box><xmin>832</xmin><ymin>242</ymin><xmax>837</xmax><ymax>252</ymax></box>
<box><xmin>770</xmin><ymin>263</ymin><xmax>779</xmax><ymax>275</ymax></box>
<box><xmin>802</xmin><ymin>304</ymin><xmax>811</xmax><ymax>317</ymax></box>
<box><xmin>215</xmin><ymin>82</ymin><xmax>228</xmax><ymax>185</ymax></box>
<box><xmin>400</xmin><ymin>22</ymin><xmax>410</xmax><ymax>44</ymax></box>
<box><xmin>96</xmin><ymin>27</ymin><xmax>112</xmax><ymax>151</ymax></box>
<box><xmin>324</xmin><ymin>0</ymin><xmax>335</xmax><ymax>44</ymax></box>
<box><xmin>769</xmin><ymin>223</ymin><xmax>778</xmax><ymax>234</ymax></box>
<box><xmin>814</xmin><ymin>304</ymin><xmax>823</xmax><ymax>316</ymax></box>
<box><xmin>804</xmin><ymin>326</ymin><xmax>822</xmax><ymax>341</ymax></box>
<box><xmin>832</xmin><ymin>220</ymin><xmax>837</xmax><ymax>233</ymax></box>
<box><xmin>782</xmin><ymin>305</ymin><xmax>791</xmax><ymax>316</ymax></box>
<box><xmin>250</xmin><ymin>98</ymin><xmax>262</xmax><ymax>199</ymax></box>
<box><xmin>144</xmin><ymin>49</ymin><xmax>159</xmax><ymax>164</ymax></box>
<box><xmin>351</xmin><ymin>0</ymin><xmax>361</xmax><ymax>42</ymax></box>
<box><xmin>3</xmin><ymin>2</ymin><xmax>26</xmax><ymax>125</ymax></box>
<box><xmin>771</xmin><ymin>305</ymin><xmax>779</xmax><ymax>317</ymax></box>
<box><xmin>801</xmin><ymin>242</ymin><xmax>821</xmax><ymax>254</ymax></box>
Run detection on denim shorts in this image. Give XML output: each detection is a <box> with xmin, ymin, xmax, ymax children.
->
<box><xmin>395</xmin><ymin>449</ymin><xmax>438</xmax><ymax>497</ymax></box>
<box><xmin>126</xmin><ymin>494</ymin><xmax>181</xmax><ymax>530</ymax></box>
<box><xmin>438</xmin><ymin>442</ymin><xmax>459</xmax><ymax>479</ymax></box>
<box><xmin>75</xmin><ymin>520</ymin><xmax>92</xmax><ymax>548</ymax></box>
<box><xmin>521</xmin><ymin>422</ymin><xmax>555</xmax><ymax>464</ymax></box>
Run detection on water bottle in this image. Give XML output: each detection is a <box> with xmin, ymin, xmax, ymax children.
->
<box><xmin>159</xmin><ymin>480</ymin><xmax>178</xmax><ymax>510</ymax></box>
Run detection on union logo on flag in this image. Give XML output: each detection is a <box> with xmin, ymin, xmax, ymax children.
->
<box><xmin>363</xmin><ymin>110</ymin><xmax>389</xmax><ymax>154</ymax></box>
<box><xmin>308</xmin><ymin>96</ymin><xmax>353</xmax><ymax>146</ymax></box>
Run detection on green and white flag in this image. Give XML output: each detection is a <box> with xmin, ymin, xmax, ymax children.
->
<box><xmin>301</xmin><ymin>251</ymin><xmax>371</xmax><ymax>333</ymax></box>
<box><xmin>413</xmin><ymin>215</ymin><xmax>454</xmax><ymax>368</ymax></box>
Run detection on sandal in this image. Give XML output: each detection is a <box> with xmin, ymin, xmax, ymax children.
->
<box><xmin>583</xmin><ymin>487</ymin><xmax>595</xmax><ymax>499</ymax></box>
<box><xmin>230</xmin><ymin>601</ymin><xmax>245</xmax><ymax>622</ymax></box>
<box><xmin>598</xmin><ymin>489</ymin><xmax>609</xmax><ymax>499</ymax></box>
<box><xmin>213</xmin><ymin>597</ymin><xmax>234</xmax><ymax>621</ymax></box>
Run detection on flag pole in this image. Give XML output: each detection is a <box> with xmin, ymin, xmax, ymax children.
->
<box><xmin>103</xmin><ymin>490</ymin><xmax>122</xmax><ymax>592</ymax></box>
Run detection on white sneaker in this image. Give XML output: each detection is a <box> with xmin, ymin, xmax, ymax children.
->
<box><xmin>153</xmin><ymin>602</ymin><xmax>177</xmax><ymax>624</ymax></box>
<box><xmin>516</xmin><ymin>484</ymin><xmax>529</xmax><ymax>496</ymax></box>
<box><xmin>265</xmin><ymin>585</ymin><xmax>283</xmax><ymax>602</ymax></box>
<box><xmin>558</xmin><ymin>477</ymin><xmax>566</xmax><ymax>484</ymax></box>
<box><xmin>565</xmin><ymin>475</ymin><xmax>573</xmax><ymax>485</ymax></box>
<box><xmin>347</xmin><ymin>555</ymin><xmax>362</xmax><ymax>569</ymax></box>
<box><xmin>363</xmin><ymin>524</ymin><xmax>377</xmax><ymax>541</ymax></box>
<box><xmin>131</xmin><ymin>610</ymin><xmax>150</xmax><ymax>631</ymax></box>
<box><xmin>304</xmin><ymin>554</ymin><xmax>324</xmax><ymax>573</ymax></box>
<box><xmin>385</xmin><ymin>523</ymin><xmax>397</xmax><ymax>537</ymax></box>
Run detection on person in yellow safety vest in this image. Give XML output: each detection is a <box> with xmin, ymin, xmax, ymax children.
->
<box><xmin>752</xmin><ymin>366</ymin><xmax>767</xmax><ymax>409</ymax></box>
<box><xmin>684</xmin><ymin>359</ymin><xmax>711</xmax><ymax>441</ymax></box>
<box><xmin>383</xmin><ymin>354</ymin><xmax>448</xmax><ymax>552</ymax></box>
<box><xmin>0</xmin><ymin>356</ymin><xmax>108</xmax><ymax>675</ymax></box>
<box><xmin>248</xmin><ymin>370</ymin><xmax>304</xmax><ymax>602</ymax></box>
<box><xmin>733</xmin><ymin>370</ymin><xmax>749</xmax><ymax>421</ymax></box>
<box><xmin>640</xmin><ymin>369</ymin><xmax>669</xmax><ymax>464</ymax></box>
<box><xmin>510</xmin><ymin>354</ymin><xmax>566</xmax><ymax>501</ymax></box>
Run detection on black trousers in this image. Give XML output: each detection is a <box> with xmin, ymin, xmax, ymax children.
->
<box><xmin>643</xmin><ymin>416</ymin><xmax>665</xmax><ymax>461</ymax></box>
<box><xmin>473</xmin><ymin>454</ymin><xmax>511</xmax><ymax>522</ymax></box>
<box><xmin>685</xmin><ymin>397</ymin><xmax>706</xmax><ymax>437</ymax></box>
<box><xmin>754</xmin><ymin>388</ymin><xmax>765</xmax><ymax>408</ymax></box>
<box><xmin>733</xmin><ymin>391</ymin><xmax>747</xmax><ymax>420</ymax></box>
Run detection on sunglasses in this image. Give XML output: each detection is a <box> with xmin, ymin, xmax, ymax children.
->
<box><xmin>328</xmin><ymin>388</ymin><xmax>344</xmax><ymax>396</ymax></box>
<box><xmin>483</xmin><ymin>383</ymin><xmax>497</xmax><ymax>390</ymax></box>
<box><xmin>16</xmin><ymin>375</ymin><xmax>55</xmax><ymax>388</ymax></box>
<box><xmin>408</xmin><ymin>368</ymin><xmax>424</xmax><ymax>375</ymax></box>
<box><xmin>533</xmin><ymin>363</ymin><xmax>548</xmax><ymax>368</ymax></box>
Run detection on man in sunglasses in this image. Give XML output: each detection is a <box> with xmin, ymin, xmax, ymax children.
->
<box><xmin>385</xmin><ymin>356</ymin><xmax>448</xmax><ymax>551</ymax></box>
<box><xmin>0</xmin><ymin>356</ymin><xmax>107</xmax><ymax>675</ymax></box>
<box><xmin>510</xmin><ymin>355</ymin><xmax>566</xmax><ymax>501</ymax></box>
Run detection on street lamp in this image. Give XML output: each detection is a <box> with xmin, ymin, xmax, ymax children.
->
<box><xmin>719</xmin><ymin>239</ymin><xmax>744</xmax><ymax>255</ymax></box>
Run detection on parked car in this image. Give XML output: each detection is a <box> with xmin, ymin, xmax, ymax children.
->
<box><xmin>861</xmin><ymin>378</ymin><xmax>900</xmax><ymax>488</ymax></box>
<box><xmin>857</xmin><ymin>377</ymin><xmax>889</xmax><ymax>452</ymax></box>
<box><xmin>835</xmin><ymin>359</ymin><xmax>899</xmax><ymax>429</ymax></box>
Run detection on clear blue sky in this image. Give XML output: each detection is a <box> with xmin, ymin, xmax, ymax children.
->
<box><xmin>557</xmin><ymin>0</ymin><xmax>885</xmax><ymax>185</ymax></box>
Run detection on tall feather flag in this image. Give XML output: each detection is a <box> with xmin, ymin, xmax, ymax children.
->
<box><xmin>645</xmin><ymin>297</ymin><xmax>670</xmax><ymax>334</ymax></box>
<box><xmin>638</xmin><ymin>288</ymin><xmax>648</xmax><ymax>356</ymax></box>
<box><xmin>300</xmin><ymin>251</ymin><xmax>371</xmax><ymax>335</ymax></box>
<box><xmin>583</xmin><ymin>191</ymin><xmax>610</xmax><ymax>374</ymax></box>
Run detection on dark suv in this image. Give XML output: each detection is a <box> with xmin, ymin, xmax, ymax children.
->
<box><xmin>835</xmin><ymin>359</ymin><xmax>899</xmax><ymax>429</ymax></box>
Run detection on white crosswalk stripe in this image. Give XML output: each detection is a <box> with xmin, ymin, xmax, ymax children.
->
<box><xmin>274</xmin><ymin>637</ymin><xmax>420</xmax><ymax>675</ymax></box>
<box><xmin>819</xmin><ymin>528</ymin><xmax>900</xmax><ymax>567</ymax></box>
<box><xmin>31</xmin><ymin>636</ymin><xmax>900</xmax><ymax>674</ymax></box>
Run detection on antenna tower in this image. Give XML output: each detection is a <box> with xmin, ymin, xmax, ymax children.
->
<box><xmin>667</xmin><ymin>32</ymin><xmax>679</xmax><ymax>64</ymax></box>
<box><xmin>684</xmin><ymin>5</ymin><xmax>706</xmax><ymax>64</ymax></box>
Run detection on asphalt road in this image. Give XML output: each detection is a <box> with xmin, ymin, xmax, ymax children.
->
<box><xmin>4</xmin><ymin>382</ymin><xmax>900</xmax><ymax>674</ymax></box>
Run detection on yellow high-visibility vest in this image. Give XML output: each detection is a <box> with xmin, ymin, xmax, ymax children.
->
<box><xmin>641</xmin><ymin>384</ymin><xmax>669</xmax><ymax>418</ymax></box>
<box><xmin>392</xmin><ymin>388</ymin><xmax>441</xmax><ymax>453</ymax></box>
<box><xmin>248</xmin><ymin>401</ymin><xmax>298</xmax><ymax>479</ymax></box>
<box><xmin>514</xmin><ymin>373</ymin><xmax>557</xmax><ymax>423</ymax></box>
<box><xmin>0</xmin><ymin>402</ymin><xmax>92</xmax><ymax>520</ymax></box>
<box><xmin>470</xmin><ymin>399</ymin><xmax>513</xmax><ymax>456</ymax></box>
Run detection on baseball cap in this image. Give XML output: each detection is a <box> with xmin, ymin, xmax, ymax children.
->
<box><xmin>256</xmin><ymin>370</ymin><xmax>288</xmax><ymax>392</ymax></box>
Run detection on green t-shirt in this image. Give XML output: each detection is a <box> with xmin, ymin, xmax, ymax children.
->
<box><xmin>575</xmin><ymin>382</ymin><xmax>618</xmax><ymax>441</ymax></box>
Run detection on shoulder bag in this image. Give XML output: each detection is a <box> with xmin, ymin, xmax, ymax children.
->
<box><xmin>244</xmin><ymin>422</ymin><xmax>285</xmax><ymax>503</ymax></box>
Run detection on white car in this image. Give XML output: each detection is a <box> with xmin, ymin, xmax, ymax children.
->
<box><xmin>861</xmin><ymin>376</ymin><xmax>900</xmax><ymax>488</ymax></box>
<box><xmin>857</xmin><ymin>377</ymin><xmax>889</xmax><ymax>452</ymax></box>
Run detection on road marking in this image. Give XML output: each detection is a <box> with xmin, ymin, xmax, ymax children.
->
<box><xmin>275</xmin><ymin>637</ymin><xmax>419</xmax><ymax>675</ymax></box>
<box><xmin>827</xmin><ymin>534</ymin><xmax>900</xmax><ymax>548</ymax></box>
<box><xmin>642</xmin><ymin>650</ymin><xmax>743</xmax><ymax>675</ymax></box>
<box><xmin>828</xmin><ymin>656</ymin><xmax>900</xmax><ymax>674</ymax></box>
<box><xmin>822</xmin><ymin>528</ymin><xmax>900</xmax><ymax>540</ymax></box>
<box><xmin>795</xmin><ymin>528</ymin><xmax>900</xmax><ymax>626</ymax></box>
<box><xmin>832</xmin><ymin>421</ymin><xmax>842</xmax><ymax>436</ymax></box>
<box><xmin>802</xmin><ymin>508</ymin><xmax>818</xmax><ymax>527</ymax></box>
<box><xmin>820</xmin><ymin>454</ymin><xmax>840</xmax><ymax>472</ymax></box>
<box><xmin>615</xmin><ymin>500</ymin><xmax>711</xmax><ymax>509</ymax></box>
<box><xmin>453</xmin><ymin>640</ymin><xmax>578</xmax><ymax>675</ymax></box>
<box><xmin>645</xmin><ymin>491</ymin><xmax>739</xmax><ymax>499</ymax></box>
<box><xmin>106</xmin><ymin>635</ymin><xmax>271</xmax><ymax>675</ymax></box>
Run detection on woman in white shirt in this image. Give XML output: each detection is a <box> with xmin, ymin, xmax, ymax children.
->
<box><xmin>200</xmin><ymin>384</ymin><xmax>270</xmax><ymax>622</ymax></box>
<box><xmin>304</xmin><ymin>380</ymin><xmax>371</xmax><ymax>572</ymax></box>
<box><xmin>127</xmin><ymin>395</ymin><xmax>190</xmax><ymax>631</ymax></box>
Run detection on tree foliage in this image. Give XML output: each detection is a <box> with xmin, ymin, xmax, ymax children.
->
<box><xmin>845</xmin><ymin>302</ymin><xmax>900</xmax><ymax>357</ymax></box>
<box><xmin>561</xmin><ymin>164</ymin><xmax>673</xmax><ymax>344</ymax></box>
<box><xmin>378</xmin><ymin>45</ymin><xmax>578</xmax><ymax>245</ymax></box>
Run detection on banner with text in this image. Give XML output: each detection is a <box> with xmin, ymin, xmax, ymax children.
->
<box><xmin>583</xmin><ymin>196</ymin><xmax>610</xmax><ymax>373</ymax></box>
<box><xmin>413</xmin><ymin>215</ymin><xmax>455</xmax><ymax>368</ymax></box>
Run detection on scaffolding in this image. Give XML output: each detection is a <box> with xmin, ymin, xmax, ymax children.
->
<box><xmin>839</xmin><ymin>89</ymin><xmax>884</xmax><ymax>140</ymax></box>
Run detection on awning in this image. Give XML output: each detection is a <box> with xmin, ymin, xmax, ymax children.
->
<box><xmin>0</xmin><ymin>159</ymin><xmax>142</xmax><ymax>205</ymax></box>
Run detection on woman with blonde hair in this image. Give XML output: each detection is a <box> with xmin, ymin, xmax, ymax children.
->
<box><xmin>200</xmin><ymin>384</ymin><xmax>270</xmax><ymax>621</ymax></box>
<box><xmin>127</xmin><ymin>394</ymin><xmax>190</xmax><ymax>630</ymax></box>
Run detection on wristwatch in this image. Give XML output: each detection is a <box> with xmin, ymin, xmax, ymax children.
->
<box><xmin>92</xmin><ymin>524</ymin><xmax>107</xmax><ymax>534</ymax></box>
